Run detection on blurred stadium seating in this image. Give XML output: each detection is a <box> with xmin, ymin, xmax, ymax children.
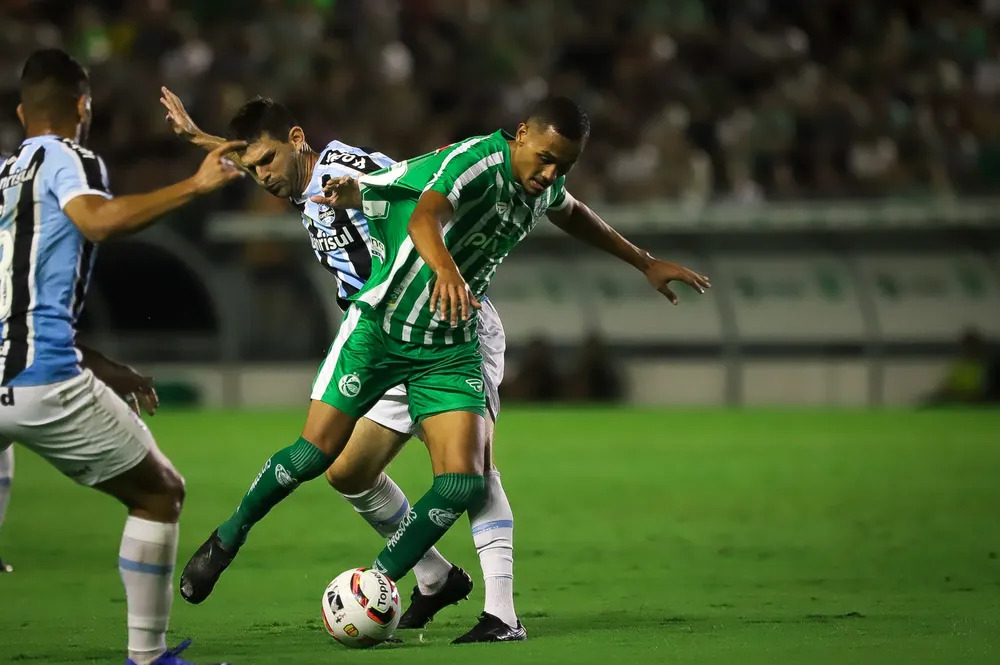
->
<box><xmin>2</xmin><ymin>0</ymin><xmax>998</xmax><ymax>407</ymax></box>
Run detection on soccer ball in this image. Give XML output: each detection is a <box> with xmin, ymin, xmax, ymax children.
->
<box><xmin>321</xmin><ymin>568</ymin><xmax>401</xmax><ymax>648</ymax></box>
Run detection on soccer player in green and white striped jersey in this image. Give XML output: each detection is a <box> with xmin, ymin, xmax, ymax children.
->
<box><xmin>182</xmin><ymin>99</ymin><xmax>710</xmax><ymax>635</ymax></box>
<box><xmin>349</xmin><ymin>129</ymin><xmax>575</xmax><ymax>345</ymax></box>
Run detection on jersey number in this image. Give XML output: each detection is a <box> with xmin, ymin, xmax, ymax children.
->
<box><xmin>0</xmin><ymin>228</ymin><xmax>13</xmax><ymax>319</ymax></box>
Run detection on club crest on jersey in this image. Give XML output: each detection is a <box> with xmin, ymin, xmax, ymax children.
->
<box><xmin>318</xmin><ymin>203</ymin><xmax>336</xmax><ymax>222</ymax></box>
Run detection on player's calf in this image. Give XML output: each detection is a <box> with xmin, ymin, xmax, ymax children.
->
<box><xmin>181</xmin><ymin>435</ymin><xmax>335</xmax><ymax>604</ymax></box>
<box><xmin>216</xmin><ymin>400</ymin><xmax>357</xmax><ymax>551</ymax></box>
<box><xmin>468</xmin><ymin>470</ymin><xmax>518</xmax><ymax>628</ymax></box>
<box><xmin>97</xmin><ymin>451</ymin><xmax>188</xmax><ymax>665</ymax></box>
<box><xmin>182</xmin><ymin>401</ymin><xmax>358</xmax><ymax>604</ymax></box>
<box><xmin>326</xmin><ymin>423</ymin><xmax>465</xmax><ymax>613</ymax></box>
<box><xmin>371</xmin><ymin>411</ymin><xmax>487</xmax><ymax>582</ymax></box>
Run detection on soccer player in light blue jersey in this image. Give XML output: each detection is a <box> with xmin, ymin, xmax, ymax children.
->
<box><xmin>161</xmin><ymin>89</ymin><xmax>524</xmax><ymax>642</ymax></box>
<box><xmin>0</xmin><ymin>49</ymin><xmax>243</xmax><ymax>665</ymax></box>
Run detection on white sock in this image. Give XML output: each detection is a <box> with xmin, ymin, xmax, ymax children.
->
<box><xmin>0</xmin><ymin>446</ymin><xmax>12</xmax><ymax>537</ymax></box>
<box><xmin>470</xmin><ymin>470</ymin><xmax>517</xmax><ymax>627</ymax></box>
<box><xmin>119</xmin><ymin>516</ymin><xmax>178</xmax><ymax>665</ymax></box>
<box><xmin>340</xmin><ymin>472</ymin><xmax>453</xmax><ymax>593</ymax></box>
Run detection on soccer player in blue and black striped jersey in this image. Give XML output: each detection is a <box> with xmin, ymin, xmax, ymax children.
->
<box><xmin>0</xmin><ymin>49</ymin><xmax>244</xmax><ymax>665</ymax></box>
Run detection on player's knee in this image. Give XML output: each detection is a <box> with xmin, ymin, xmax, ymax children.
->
<box><xmin>136</xmin><ymin>462</ymin><xmax>186</xmax><ymax>522</ymax></box>
<box><xmin>325</xmin><ymin>461</ymin><xmax>378</xmax><ymax>496</ymax></box>
<box><xmin>302</xmin><ymin>401</ymin><xmax>357</xmax><ymax>457</ymax></box>
<box><xmin>323</xmin><ymin>462</ymin><xmax>349</xmax><ymax>490</ymax></box>
<box><xmin>163</xmin><ymin>466</ymin><xmax>186</xmax><ymax>511</ymax></box>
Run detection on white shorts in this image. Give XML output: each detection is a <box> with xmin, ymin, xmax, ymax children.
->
<box><xmin>0</xmin><ymin>369</ymin><xmax>155</xmax><ymax>486</ymax></box>
<box><xmin>364</xmin><ymin>298</ymin><xmax>506</xmax><ymax>435</ymax></box>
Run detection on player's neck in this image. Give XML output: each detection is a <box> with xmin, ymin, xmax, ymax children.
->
<box><xmin>24</xmin><ymin>121</ymin><xmax>78</xmax><ymax>142</ymax></box>
<box><xmin>297</xmin><ymin>147</ymin><xmax>320</xmax><ymax>196</ymax></box>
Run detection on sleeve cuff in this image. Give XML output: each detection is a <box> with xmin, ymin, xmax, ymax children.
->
<box><xmin>59</xmin><ymin>188</ymin><xmax>111</xmax><ymax>210</ymax></box>
<box><xmin>548</xmin><ymin>190</ymin><xmax>575</xmax><ymax>211</ymax></box>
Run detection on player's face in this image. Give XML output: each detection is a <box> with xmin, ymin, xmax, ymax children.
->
<box><xmin>241</xmin><ymin>136</ymin><xmax>297</xmax><ymax>198</ymax></box>
<box><xmin>511</xmin><ymin>122</ymin><xmax>583</xmax><ymax>196</ymax></box>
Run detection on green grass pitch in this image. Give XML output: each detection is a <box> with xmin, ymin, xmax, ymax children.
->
<box><xmin>1</xmin><ymin>409</ymin><xmax>998</xmax><ymax>664</ymax></box>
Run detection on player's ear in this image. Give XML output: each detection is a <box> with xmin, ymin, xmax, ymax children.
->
<box><xmin>289</xmin><ymin>126</ymin><xmax>306</xmax><ymax>152</ymax></box>
<box><xmin>16</xmin><ymin>104</ymin><xmax>25</xmax><ymax>128</ymax></box>
<box><xmin>77</xmin><ymin>95</ymin><xmax>91</xmax><ymax>125</ymax></box>
<box><xmin>515</xmin><ymin>122</ymin><xmax>529</xmax><ymax>145</ymax></box>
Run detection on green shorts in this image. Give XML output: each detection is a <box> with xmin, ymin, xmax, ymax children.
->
<box><xmin>310</xmin><ymin>305</ymin><xmax>487</xmax><ymax>423</ymax></box>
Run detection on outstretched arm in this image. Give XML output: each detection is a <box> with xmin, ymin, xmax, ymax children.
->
<box><xmin>546</xmin><ymin>194</ymin><xmax>711</xmax><ymax>304</ymax></box>
<box><xmin>63</xmin><ymin>141</ymin><xmax>245</xmax><ymax>241</ymax></box>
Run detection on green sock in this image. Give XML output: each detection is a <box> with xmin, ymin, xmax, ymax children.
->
<box><xmin>217</xmin><ymin>437</ymin><xmax>335</xmax><ymax>550</ymax></box>
<box><xmin>373</xmin><ymin>473</ymin><xmax>485</xmax><ymax>581</ymax></box>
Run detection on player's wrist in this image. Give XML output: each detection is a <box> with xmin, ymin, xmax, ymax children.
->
<box><xmin>635</xmin><ymin>250</ymin><xmax>655</xmax><ymax>273</ymax></box>
<box><xmin>187</xmin><ymin>130</ymin><xmax>215</xmax><ymax>149</ymax></box>
<box><xmin>433</xmin><ymin>263</ymin><xmax>462</xmax><ymax>279</ymax></box>
<box><xmin>182</xmin><ymin>175</ymin><xmax>207</xmax><ymax>196</ymax></box>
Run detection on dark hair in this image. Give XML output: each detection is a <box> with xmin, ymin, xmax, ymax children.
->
<box><xmin>527</xmin><ymin>96</ymin><xmax>590</xmax><ymax>142</ymax></box>
<box><xmin>20</xmin><ymin>49</ymin><xmax>89</xmax><ymax>121</ymax></box>
<box><xmin>227</xmin><ymin>97</ymin><xmax>297</xmax><ymax>142</ymax></box>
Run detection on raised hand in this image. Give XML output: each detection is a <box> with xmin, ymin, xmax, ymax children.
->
<box><xmin>160</xmin><ymin>86</ymin><xmax>202</xmax><ymax>141</ymax></box>
<box><xmin>642</xmin><ymin>259</ymin><xmax>712</xmax><ymax>305</ymax></box>
<box><xmin>191</xmin><ymin>141</ymin><xmax>246</xmax><ymax>193</ymax></box>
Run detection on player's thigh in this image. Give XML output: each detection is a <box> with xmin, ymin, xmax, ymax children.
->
<box><xmin>421</xmin><ymin>411</ymin><xmax>487</xmax><ymax>476</ymax></box>
<box><xmin>0</xmin><ymin>370</ymin><xmax>162</xmax><ymax>489</ymax></box>
<box><xmin>326</xmin><ymin>415</ymin><xmax>410</xmax><ymax>494</ymax></box>
<box><xmin>483</xmin><ymin>413</ymin><xmax>497</xmax><ymax>471</ymax></box>
<box><xmin>419</xmin><ymin>409</ymin><xmax>497</xmax><ymax>471</ymax></box>
<box><xmin>307</xmin><ymin>306</ymin><xmax>408</xmax><ymax>454</ymax></box>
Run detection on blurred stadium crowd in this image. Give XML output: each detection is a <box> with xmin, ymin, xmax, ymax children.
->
<box><xmin>3</xmin><ymin>0</ymin><xmax>1000</xmax><ymax>208</ymax></box>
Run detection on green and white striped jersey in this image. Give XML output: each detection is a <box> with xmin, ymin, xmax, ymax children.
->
<box><xmin>354</xmin><ymin>129</ymin><xmax>572</xmax><ymax>345</ymax></box>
